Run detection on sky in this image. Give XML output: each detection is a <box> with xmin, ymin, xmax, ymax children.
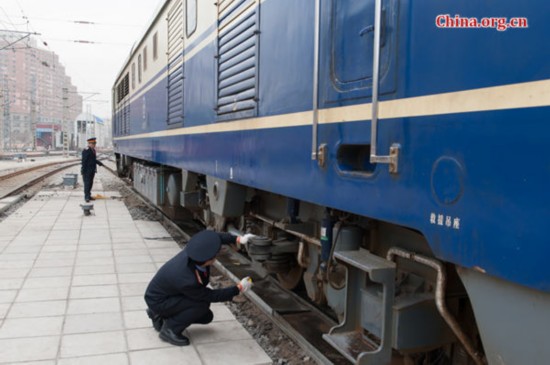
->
<box><xmin>1</xmin><ymin>0</ymin><xmax>163</xmax><ymax>118</ymax></box>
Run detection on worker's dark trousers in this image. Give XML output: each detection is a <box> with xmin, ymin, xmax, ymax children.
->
<box><xmin>83</xmin><ymin>172</ymin><xmax>95</xmax><ymax>200</ymax></box>
<box><xmin>151</xmin><ymin>298</ymin><xmax>213</xmax><ymax>334</ymax></box>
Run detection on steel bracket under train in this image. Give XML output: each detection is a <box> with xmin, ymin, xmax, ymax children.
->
<box><xmin>112</xmin><ymin>0</ymin><xmax>550</xmax><ymax>363</ymax></box>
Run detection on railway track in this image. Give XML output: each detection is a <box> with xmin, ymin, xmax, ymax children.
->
<box><xmin>101</xmin><ymin>160</ymin><xmax>347</xmax><ymax>364</ymax></box>
<box><xmin>0</xmin><ymin>159</ymin><xmax>81</xmax><ymax>200</ymax></box>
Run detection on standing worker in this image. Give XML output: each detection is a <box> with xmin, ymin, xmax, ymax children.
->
<box><xmin>145</xmin><ymin>230</ymin><xmax>255</xmax><ymax>346</ymax></box>
<box><xmin>81</xmin><ymin>137</ymin><xmax>103</xmax><ymax>202</ymax></box>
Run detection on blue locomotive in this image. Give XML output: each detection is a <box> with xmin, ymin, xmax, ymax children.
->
<box><xmin>113</xmin><ymin>0</ymin><xmax>550</xmax><ymax>363</ymax></box>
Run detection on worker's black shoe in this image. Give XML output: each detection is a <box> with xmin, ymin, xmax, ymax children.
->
<box><xmin>146</xmin><ymin>308</ymin><xmax>163</xmax><ymax>332</ymax></box>
<box><xmin>159</xmin><ymin>324</ymin><xmax>190</xmax><ymax>346</ymax></box>
<box><xmin>85</xmin><ymin>199</ymin><xmax>90</xmax><ymax>203</ymax></box>
<box><xmin>89</xmin><ymin>197</ymin><xmax>96</xmax><ymax>201</ymax></box>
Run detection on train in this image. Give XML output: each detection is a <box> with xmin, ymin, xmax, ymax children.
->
<box><xmin>112</xmin><ymin>1</ymin><xmax>550</xmax><ymax>364</ymax></box>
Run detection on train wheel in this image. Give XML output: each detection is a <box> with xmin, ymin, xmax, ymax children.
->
<box><xmin>276</xmin><ymin>265</ymin><xmax>304</xmax><ymax>290</ymax></box>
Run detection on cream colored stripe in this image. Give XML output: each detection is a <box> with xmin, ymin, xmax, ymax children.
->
<box><xmin>115</xmin><ymin>77</ymin><xmax>550</xmax><ymax>142</ymax></box>
<box><xmin>381</xmin><ymin>79</ymin><xmax>550</xmax><ymax>119</ymax></box>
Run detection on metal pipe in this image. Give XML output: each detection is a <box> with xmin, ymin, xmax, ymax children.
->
<box><xmin>369</xmin><ymin>0</ymin><xmax>382</xmax><ymax>164</ymax></box>
<box><xmin>311</xmin><ymin>0</ymin><xmax>321</xmax><ymax>160</ymax></box>
<box><xmin>386</xmin><ymin>248</ymin><xmax>485</xmax><ymax>365</ymax></box>
<box><xmin>297</xmin><ymin>241</ymin><xmax>308</xmax><ymax>268</ymax></box>
<box><xmin>250</xmin><ymin>213</ymin><xmax>321</xmax><ymax>247</ymax></box>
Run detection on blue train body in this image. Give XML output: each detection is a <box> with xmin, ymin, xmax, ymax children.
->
<box><xmin>113</xmin><ymin>0</ymin><xmax>550</xmax><ymax>363</ymax></box>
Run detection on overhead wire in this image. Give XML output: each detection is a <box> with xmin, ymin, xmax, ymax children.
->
<box><xmin>5</xmin><ymin>14</ymin><xmax>142</xmax><ymax>28</ymax></box>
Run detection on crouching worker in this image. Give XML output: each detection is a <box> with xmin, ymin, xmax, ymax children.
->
<box><xmin>144</xmin><ymin>230</ymin><xmax>255</xmax><ymax>346</ymax></box>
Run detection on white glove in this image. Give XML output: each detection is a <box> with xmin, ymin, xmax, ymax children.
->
<box><xmin>239</xmin><ymin>233</ymin><xmax>255</xmax><ymax>245</ymax></box>
<box><xmin>238</xmin><ymin>276</ymin><xmax>253</xmax><ymax>293</ymax></box>
<box><xmin>237</xmin><ymin>233</ymin><xmax>256</xmax><ymax>250</ymax></box>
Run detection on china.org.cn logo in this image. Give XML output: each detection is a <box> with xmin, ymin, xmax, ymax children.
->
<box><xmin>436</xmin><ymin>14</ymin><xmax>528</xmax><ymax>31</ymax></box>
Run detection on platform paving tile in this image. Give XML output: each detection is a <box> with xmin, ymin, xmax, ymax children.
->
<box><xmin>0</xmin><ymin>278</ymin><xmax>24</xmax><ymax>290</ymax></box>
<box><xmin>3</xmin><ymin>245</ymin><xmax>42</xmax><ymax>254</ymax></box>
<box><xmin>63</xmin><ymin>312</ymin><xmax>123</xmax><ymax>334</ymax></box>
<box><xmin>127</xmin><ymin>328</ymin><xmax>172</xmax><ymax>351</ymax></box>
<box><xmin>114</xmin><ymin>248</ymin><xmax>150</xmax><ymax>257</ymax></box>
<box><xmin>8</xmin><ymin>300</ymin><xmax>67</xmax><ymax>318</ymax></box>
<box><xmin>43</xmin><ymin>239</ymin><xmax>78</xmax><ymax>246</ymax></box>
<box><xmin>37</xmin><ymin>252</ymin><xmax>76</xmax><ymax>261</ymax></box>
<box><xmin>60</xmin><ymin>331</ymin><xmax>127</xmax><ymax>358</ymax></box>
<box><xmin>119</xmin><ymin>283</ymin><xmax>148</xmax><ymax>297</ymax></box>
<box><xmin>211</xmin><ymin>303</ymin><xmax>237</xmax><ymax>322</ymax></box>
<box><xmin>115</xmin><ymin>255</ymin><xmax>154</xmax><ymax>265</ymax></box>
<box><xmin>74</xmin><ymin>256</ymin><xmax>114</xmax><ymax>266</ymax></box>
<box><xmin>22</xmin><ymin>276</ymin><xmax>71</xmax><ymax>289</ymax></box>
<box><xmin>0</xmin><ymin>185</ymin><xmax>272</xmax><ymax>365</ymax></box>
<box><xmin>0</xmin><ymin>290</ymin><xmax>17</xmax><ymax>304</ymax></box>
<box><xmin>0</xmin><ymin>303</ymin><xmax>10</xmax><ymax>319</ymax></box>
<box><xmin>0</xmin><ymin>268</ymin><xmax>30</xmax><ymax>278</ymax></box>
<box><xmin>48</xmin><ymin>230</ymin><xmax>80</xmax><ymax>241</ymax></box>
<box><xmin>16</xmin><ymin>287</ymin><xmax>69</xmax><ymax>303</ymax></box>
<box><xmin>0</xmin><ymin>253</ymin><xmax>38</xmax><ymax>261</ymax></box>
<box><xmin>77</xmin><ymin>244</ymin><xmax>112</xmax><ymax>252</ymax></box>
<box><xmin>73</xmin><ymin>264</ymin><xmax>115</xmax><ymax>275</ymax></box>
<box><xmin>128</xmin><ymin>347</ymin><xmax>202</xmax><ymax>365</ymax></box>
<box><xmin>57</xmin><ymin>353</ymin><xmax>129</xmax><ymax>365</ymax></box>
<box><xmin>196</xmin><ymin>339</ymin><xmax>273</xmax><ymax>365</ymax></box>
<box><xmin>28</xmin><ymin>266</ymin><xmax>73</xmax><ymax>277</ymax></box>
<box><xmin>69</xmin><ymin>284</ymin><xmax>119</xmax><ymax>299</ymax></box>
<box><xmin>66</xmin><ymin>297</ymin><xmax>120</xmax><ymax>315</ymax></box>
<box><xmin>0</xmin><ymin>336</ymin><xmax>60</xmax><ymax>363</ymax></box>
<box><xmin>71</xmin><ymin>274</ymin><xmax>117</xmax><ymax>286</ymax></box>
<box><xmin>121</xmin><ymin>296</ymin><xmax>147</xmax><ymax>312</ymax></box>
<box><xmin>187</xmin><ymin>320</ymin><xmax>252</xmax><ymax>344</ymax></box>
<box><xmin>33</xmin><ymin>258</ymin><xmax>75</xmax><ymax>268</ymax></box>
<box><xmin>6</xmin><ymin>360</ymin><xmax>56</xmax><ymax>365</ymax></box>
<box><xmin>118</xmin><ymin>273</ymin><xmax>154</xmax><ymax>284</ymax></box>
<box><xmin>0</xmin><ymin>316</ymin><xmax>64</xmax><ymax>339</ymax></box>
<box><xmin>112</xmin><ymin>242</ymin><xmax>147</xmax><ymax>250</ymax></box>
<box><xmin>41</xmin><ymin>245</ymin><xmax>77</xmax><ymax>253</ymax></box>
<box><xmin>0</xmin><ymin>260</ymin><xmax>35</xmax><ymax>269</ymax></box>
<box><xmin>123</xmin><ymin>310</ymin><xmax>151</xmax><ymax>329</ymax></box>
<box><xmin>116</xmin><ymin>263</ymin><xmax>157</xmax><ymax>274</ymax></box>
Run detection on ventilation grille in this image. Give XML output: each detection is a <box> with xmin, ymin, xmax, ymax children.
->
<box><xmin>167</xmin><ymin>0</ymin><xmax>184</xmax><ymax>125</ymax></box>
<box><xmin>216</xmin><ymin>0</ymin><xmax>259</xmax><ymax>119</ymax></box>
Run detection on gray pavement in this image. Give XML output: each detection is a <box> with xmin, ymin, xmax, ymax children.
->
<box><xmin>0</xmin><ymin>181</ymin><xmax>272</xmax><ymax>365</ymax></box>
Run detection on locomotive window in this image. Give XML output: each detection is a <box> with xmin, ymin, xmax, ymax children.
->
<box><xmin>186</xmin><ymin>0</ymin><xmax>197</xmax><ymax>37</ymax></box>
<box><xmin>138</xmin><ymin>54</ymin><xmax>142</xmax><ymax>83</ymax></box>
<box><xmin>153</xmin><ymin>32</ymin><xmax>158</xmax><ymax>60</ymax></box>
<box><xmin>131</xmin><ymin>63</ymin><xmax>135</xmax><ymax>90</ymax></box>
<box><xmin>143</xmin><ymin>47</ymin><xmax>148</xmax><ymax>71</ymax></box>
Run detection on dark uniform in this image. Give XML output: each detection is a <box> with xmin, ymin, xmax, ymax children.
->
<box><xmin>145</xmin><ymin>230</ymin><xmax>240</xmax><ymax>345</ymax></box>
<box><xmin>81</xmin><ymin>138</ymin><xmax>103</xmax><ymax>202</ymax></box>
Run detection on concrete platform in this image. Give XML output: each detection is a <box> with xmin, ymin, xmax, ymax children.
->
<box><xmin>0</xmin><ymin>181</ymin><xmax>272</xmax><ymax>364</ymax></box>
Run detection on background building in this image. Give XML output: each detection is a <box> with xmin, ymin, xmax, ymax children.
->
<box><xmin>0</xmin><ymin>31</ymin><xmax>83</xmax><ymax>152</ymax></box>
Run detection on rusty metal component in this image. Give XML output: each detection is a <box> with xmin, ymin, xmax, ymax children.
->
<box><xmin>250</xmin><ymin>213</ymin><xmax>321</xmax><ymax>247</ymax></box>
<box><xmin>297</xmin><ymin>240</ymin><xmax>308</xmax><ymax>268</ymax></box>
<box><xmin>276</xmin><ymin>265</ymin><xmax>304</xmax><ymax>290</ymax></box>
<box><xmin>386</xmin><ymin>247</ymin><xmax>485</xmax><ymax>365</ymax></box>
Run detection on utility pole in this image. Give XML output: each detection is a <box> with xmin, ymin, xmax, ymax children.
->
<box><xmin>2</xmin><ymin>75</ymin><xmax>11</xmax><ymax>151</ymax></box>
<box><xmin>62</xmin><ymin>87</ymin><xmax>69</xmax><ymax>157</ymax></box>
<box><xmin>30</xmin><ymin>74</ymin><xmax>37</xmax><ymax>151</ymax></box>
<box><xmin>86</xmin><ymin>104</ymin><xmax>94</xmax><ymax>142</ymax></box>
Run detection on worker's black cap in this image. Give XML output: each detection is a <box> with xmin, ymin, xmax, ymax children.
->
<box><xmin>186</xmin><ymin>230</ymin><xmax>221</xmax><ymax>262</ymax></box>
<box><xmin>87</xmin><ymin>137</ymin><xmax>97</xmax><ymax>142</ymax></box>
